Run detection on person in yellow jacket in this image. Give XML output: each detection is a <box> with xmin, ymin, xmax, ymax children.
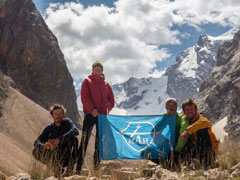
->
<box><xmin>180</xmin><ymin>99</ymin><xmax>219</xmax><ymax>169</ymax></box>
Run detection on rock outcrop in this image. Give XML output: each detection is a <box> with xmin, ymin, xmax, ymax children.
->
<box><xmin>0</xmin><ymin>72</ymin><xmax>16</xmax><ymax>117</ymax></box>
<box><xmin>196</xmin><ymin>29</ymin><xmax>240</xmax><ymax>138</ymax></box>
<box><xmin>0</xmin><ymin>72</ymin><xmax>9</xmax><ymax>117</ymax></box>
<box><xmin>0</xmin><ymin>0</ymin><xmax>80</xmax><ymax>126</ymax></box>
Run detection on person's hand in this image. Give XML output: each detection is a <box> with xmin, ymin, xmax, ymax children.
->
<box><xmin>91</xmin><ymin>109</ymin><xmax>99</xmax><ymax>117</ymax></box>
<box><xmin>43</xmin><ymin>141</ymin><xmax>53</xmax><ymax>150</ymax></box>
<box><xmin>181</xmin><ymin>130</ymin><xmax>188</xmax><ymax>141</ymax></box>
<box><xmin>49</xmin><ymin>139</ymin><xmax>60</xmax><ymax>149</ymax></box>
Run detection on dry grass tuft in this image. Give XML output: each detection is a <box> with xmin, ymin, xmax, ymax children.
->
<box><xmin>217</xmin><ymin>139</ymin><xmax>240</xmax><ymax>171</ymax></box>
<box><xmin>26</xmin><ymin>139</ymin><xmax>240</xmax><ymax>179</ymax></box>
<box><xmin>29</xmin><ymin>159</ymin><xmax>55</xmax><ymax>180</ymax></box>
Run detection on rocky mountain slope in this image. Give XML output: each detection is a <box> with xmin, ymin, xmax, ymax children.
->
<box><xmin>110</xmin><ymin>29</ymin><xmax>235</xmax><ymax>115</ymax></box>
<box><xmin>196</xmin><ymin>29</ymin><xmax>240</xmax><ymax>139</ymax></box>
<box><xmin>0</xmin><ymin>72</ymin><xmax>14</xmax><ymax>117</ymax></box>
<box><xmin>0</xmin><ymin>72</ymin><xmax>97</xmax><ymax>176</ymax></box>
<box><xmin>0</xmin><ymin>0</ymin><xmax>80</xmax><ymax>126</ymax></box>
<box><xmin>0</xmin><ymin>72</ymin><xmax>52</xmax><ymax>174</ymax></box>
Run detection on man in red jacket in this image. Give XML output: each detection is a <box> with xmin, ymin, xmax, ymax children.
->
<box><xmin>76</xmin><ymin>61</ymin><xmax>114</xmax><ymax>172</ymax></box>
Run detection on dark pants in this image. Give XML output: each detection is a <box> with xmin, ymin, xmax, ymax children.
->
<box><xmin>32</xmin><ymin>137</ymin><xmax>78</xmax><ymax>170</ymax></box>
<box><xmin>182</xmin><ymin>128</ymin><xmax>215</xmax><ymax>168</ymax></box>
<box><xmin>76</xmin><ymin>114</ymin><xmax>100</xmax><ymax>171</ymax></box>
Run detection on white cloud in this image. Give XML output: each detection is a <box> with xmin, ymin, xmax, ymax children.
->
<box><xmin>171</xmin><ymin>0</ymin><xmax>240</xmax><ymax>28</ymax></box>
<box><xmin>44</xmin><ymin>0</ymin><xmax>240</xmax><ymax>83</ymax></box>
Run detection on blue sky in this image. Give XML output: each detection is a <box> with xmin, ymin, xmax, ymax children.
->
<box><xmin>33</xmin><ymin>0</ymin><xmax>239</xmax><ymax>83</ymax></box>
<box><xmin>34</xmin><ymin>0</ymin><xmax>117</xmax><ymax>11</ymax></box>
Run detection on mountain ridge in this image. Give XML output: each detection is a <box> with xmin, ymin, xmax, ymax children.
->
<box><xmin>196</xmin><ymin>29</ymin><xmax>240</xmax><ymax>138</ymax></box>
<box><xmin>107</xmin><ymin>29</ymin><xmax>236</xmax><ymax>116</ymax></box>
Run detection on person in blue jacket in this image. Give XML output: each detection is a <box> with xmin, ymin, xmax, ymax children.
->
<box><xmin>32</xmin><ymin>104</ymin><xmax>79</xmax><ymax>177</ymax></box>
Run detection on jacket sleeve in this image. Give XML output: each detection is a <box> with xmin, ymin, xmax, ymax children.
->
<box><xmin>209</xmin><ymin>131</ymin><xmax>220</xmax><ymax>157</ymax></box>
<box><xmin>106</xmin><ymin>83</ymin><xmax>115</xmax><ymax>112</ymax></box>
<box><xmin>186</xmin><ymin>117</ymin><xmax>212</xmax><ymax>135</ymax></box>
<box><xmin>34</xmin><ymin>125</ymin><xmax>51</xmax><ymax>150</ymax></box>
<box><xmin>81</xmin><ymin>79</ymin><xmax>95</xmax><ymax>113</ymax></box>
<box><xmin>175</xmin><ymin>114</ymin><xmax>189</xmax><ymax>152</ymax></box>
<box><xmin>58</xmin><ymin>119</ymin><xmax>79</xmax><ymax>145</ymax></box>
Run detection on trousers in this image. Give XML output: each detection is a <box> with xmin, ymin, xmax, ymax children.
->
<box><xmin>182</xmin><ymin>128</ymin><xmax>215</xmax><ymax>168</ymax></box>
<box><xmin>76</xmin><ymin>114</ymin><xmax>100</xmax><ymax>171</ymax></box>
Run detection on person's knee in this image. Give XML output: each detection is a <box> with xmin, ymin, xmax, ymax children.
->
<box><xmin>62</xmin><ymin>137</ymin><xmax>79</xmax><ymax>157</ymax></box>
<box><xmin>32</xmin><ymin>148</ymin><xmax>41</xmax><ymax>160</ymax></box>
<box><xmin>197</xmin><ymin>128</ymin><xmax>209</xmax><ymax>137</ymax></box>
<box><xmin>32</xmin><ymin>148</ymin><xmax>50</xmax><ymax>164</ymax></box>
<box><xmin>197</xmin><ymin>128</ymin><xmax>212</xmax><ymax>147</ymax></box>
<box><xmin>68</xmin><ymin>137</ymin><xmax>79</xmax><ymax>152</ymax></box>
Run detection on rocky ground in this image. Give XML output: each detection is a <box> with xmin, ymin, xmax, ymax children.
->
<box><xmin>1</xmin><ymin>159</ymin><xmax>240</xmax><ymax>180</ymax></box>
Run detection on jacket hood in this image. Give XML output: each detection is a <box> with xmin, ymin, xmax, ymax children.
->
<box><xmin>88</xmin><ymin>74</ymin><xmax>105</xmax><ymax>81</ymax></box>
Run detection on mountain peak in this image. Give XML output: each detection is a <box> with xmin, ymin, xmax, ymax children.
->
<box><xmin>197</xmin><ymin>33</ymin><xmax>210</xmax><ymax>47</ymax></box>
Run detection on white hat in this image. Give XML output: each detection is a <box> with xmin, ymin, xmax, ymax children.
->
<box><xmin>165</xmin><ymin>98</ymin><xmax>178</xmax><ymax>104</ymax></box>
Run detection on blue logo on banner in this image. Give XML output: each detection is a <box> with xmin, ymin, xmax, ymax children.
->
<box><xmin>98</xmin><ymin>114</ymin><xmax>176</xmax><ymax>160</ymax></box>
<box><xmin>120</xmin><ymin>122</ymin><xmax>155</xmax><ymax>152</ymax></box>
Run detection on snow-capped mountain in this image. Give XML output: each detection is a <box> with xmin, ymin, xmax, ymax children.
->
<box><xmin>111</xmin><ymin>29</ymin><xmax>236</xmax><ymax>115</ymax></box>
<box><xmin>166</xmin><ymin>31</ymin><xmax>234</xmax><ymax>105</ymax></box>
<box><xmin>111</xmin><ymin>75</ymin><xmax>168</xmax><ymax>115</ymax></box>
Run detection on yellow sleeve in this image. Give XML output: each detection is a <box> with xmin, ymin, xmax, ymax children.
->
<box><xmin>209</xmin><ymin>130</ymin><xmax>220</xmax><ymax>157</ymax></box>
<box><xmin>187</xmin><ymin>118</ymin><xmax>212</xmax><ymax>135</ymax></box>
